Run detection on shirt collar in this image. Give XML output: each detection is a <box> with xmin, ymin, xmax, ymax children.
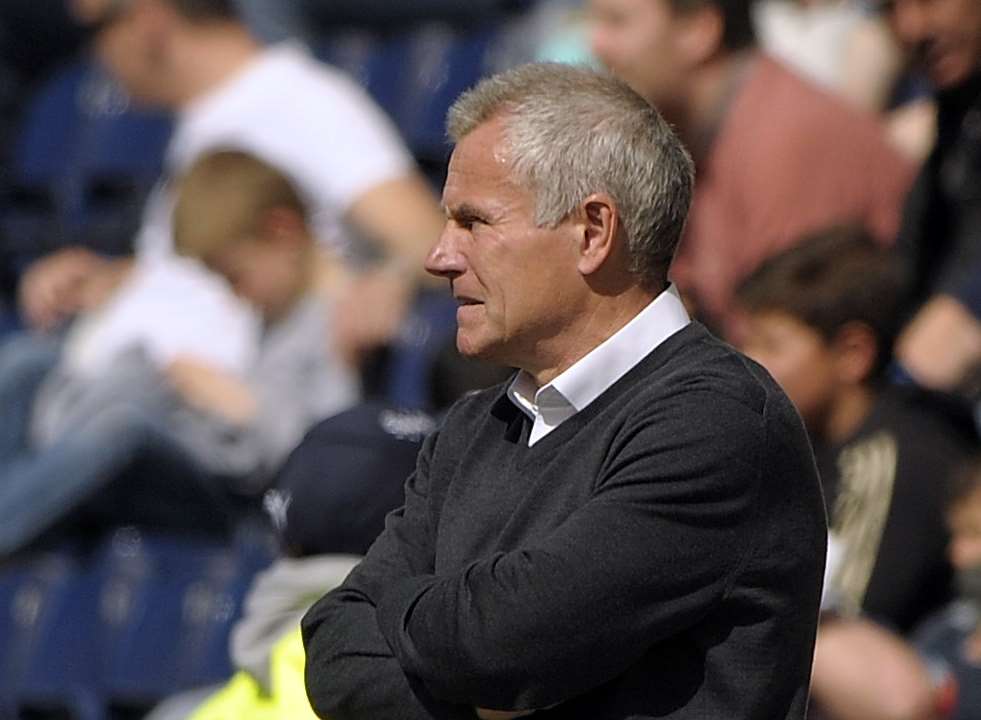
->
<box><xmin>507</xmin><ymin>284</ymin><xmax>690</xmax><ymax>421</ymax></box>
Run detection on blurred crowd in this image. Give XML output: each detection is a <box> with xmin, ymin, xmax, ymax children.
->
<box><xmin>0</xmin><ymin>0</ymin><xmax>979</xmax><ymax>718</ymax></box>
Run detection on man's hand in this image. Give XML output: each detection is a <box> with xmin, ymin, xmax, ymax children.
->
<box><xmin>896</xmin><ymin>294</ymin><xmax>981</xmax><ymax>391</ymax></box>
<box><xmin>166</xmin><ymin>356</ymin><xmax>257</xmax><ymax>426</ymax></box>
<box><xmin>18</xmin><ymin>247</ymin><xmax>108</xmax><ymax>331</ymax></box>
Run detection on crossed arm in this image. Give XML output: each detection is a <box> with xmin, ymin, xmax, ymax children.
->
<box><xmin>302</xmin><ymin>397</ymin><xmax>768</xmax><ymax>719</ymax></box>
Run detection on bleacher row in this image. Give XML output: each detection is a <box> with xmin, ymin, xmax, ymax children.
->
<box><xmin>0</xmin><ymin>17</ymin><xmax>522</xmax><ymax>719</ymax></box>
<box><xmin>0</xmin><ymin>527</ymin><xmax>276</xmax><ymax>720</ymax></box>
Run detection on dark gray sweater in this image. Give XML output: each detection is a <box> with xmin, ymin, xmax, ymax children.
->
<box><xmin>302</xmin><ymin>322</ymin><xmax>827</xmax><ymax>719</ymax></box>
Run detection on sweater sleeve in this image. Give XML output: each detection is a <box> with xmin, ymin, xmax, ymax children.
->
<box><xmin>300</xmin><ymin>430</ymin><xmax>470</xmax><ymax>720</ymax></box>
<box><xmin>374</xmin><ymin>392</ymin><xmax>772</xmax><ymax>712</ymax></box>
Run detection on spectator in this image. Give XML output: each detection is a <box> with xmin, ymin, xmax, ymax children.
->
<box><xmin>915</xmin><ymin>457</ymin><xmax>981</xmax><ymax>720</ymax></box>
<box><xmin>736</xmin><ymin>226</ymin><xmax>972</xmax><ymax>632</ymax></box>
<box><xmin>15</xmin><ymin>0</ymin><xmax>443</xmax><ymax>372</ymax></box>
<box><xmin>883</xmin><ymin>0</ymin><xmax>981</xmax><ymax>397</ymax></box>
<box><xmin>587</xmin><ymin>0</ymin><xmax>914</xmax><ymax>335</ymax></box>
<box><xmin>736</xmin><ymin>226</ymin><xmax>974</xmax><ymax>719</ymax></box>
<box><xmin>0</xmin><ymin>150</ymin><xmax>356</xmax><ymax>556</ymax></box>
<box><xmin>752</xmin><ymin>0</ymin><xmax>936</xmax><ymax>162</ymax></box>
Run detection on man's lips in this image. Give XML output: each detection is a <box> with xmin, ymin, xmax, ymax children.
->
<box><xmin>455</xmin><ymin>296</ymin><xmax>483</xmax><ymax>306</ymax></box>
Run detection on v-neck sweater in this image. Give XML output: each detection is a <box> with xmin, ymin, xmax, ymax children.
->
<box><xmin>303</xmin><ymin>322</ymin><xmax>827</xmax><ymax>719</ymax></box>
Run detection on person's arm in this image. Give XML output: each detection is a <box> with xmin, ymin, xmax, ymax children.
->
<box><xmin>332</xmin><ymin>173</ymin><xmax>446</xmax><ymax>362</ymax></box>
<box><xmin>166</xmin><ymin>357</ymin><xmax>258</xmax><ymax>427</ymax></box>
<box><xmin>896</xmin><ymin>294</ymin><xmax>981</xmax><ymax>391</ymax></box>
<box><xmin>897</xmin><ymin>165</ymin><xmax>981</xmax><ymax>391</ymax></box>
<box><xmin>344</xmin><ymin>173</ymin><xmax>446</xmax><ymax>286</ymax></box>
<box><xmin>811</xmin><ymin>617</ymin><xmax>938</xmax><ymax>720</ymax></box>
<box><xmin>375</xmin><ymin>392</ymin><xmax>773</xmax><ymax>713</ymax></box>
<box><xmin>16</xmin><ymin>247</ymin><xmax>120</xmax><ymax>331</ymax></box>
<box><xmin>301</xmin><ymin>429</ymin><xmax>470</xmax><ymax>720</ymax></box>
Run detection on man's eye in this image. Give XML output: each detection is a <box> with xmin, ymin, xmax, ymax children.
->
<box><xmin>459</xmin><ymin>217</ymin><xmax>486</xmax><ymax>231</ymax></box>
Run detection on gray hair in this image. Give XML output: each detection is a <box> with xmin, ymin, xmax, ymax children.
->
<box><xmin>447</xmin><ymin>62</ymin><xmax>694</xmax><ymax>289</ymax></box>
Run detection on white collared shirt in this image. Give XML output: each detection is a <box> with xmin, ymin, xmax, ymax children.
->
<box><xmin>507</xmin><ymin>284</ymin><xmax>691</xmax><ymax>446</ymax></box>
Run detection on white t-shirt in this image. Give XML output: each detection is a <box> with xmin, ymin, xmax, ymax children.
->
<box><xmin>64</xmin><ymin>42</ymin><xmax>414</xmax><ymax>376</ymax></box>
<box><xmin>753</xmin><ymin>0</ymin><xmax>865</xmax><ymax>93</ymax></box>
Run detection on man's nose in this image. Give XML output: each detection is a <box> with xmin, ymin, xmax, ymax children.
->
<box><xmin>424</xmin><ymin>223</ymin><xmax>466</xmax><ymax>280</ymax></box>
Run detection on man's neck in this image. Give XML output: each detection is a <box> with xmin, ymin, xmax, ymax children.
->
<box><xmin>526</xmin><ymin>285</ymin><xmax>660</xmax><ymax>388</ymax></box>
<box><xmin>170</xmin><ymin>24</ymin><xmax>262</xmax><ymax>108</ymax></box>
<box><xmin>677</xmin><ymin>49</ymin><xmax>758</xmax><ymax>163</ymax></box>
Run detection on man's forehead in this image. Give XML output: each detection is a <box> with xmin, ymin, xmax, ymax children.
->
<box><xmin>442</xmin><ymin>124</ymin><xmax>517</xmax><ymax>202</ymax></box>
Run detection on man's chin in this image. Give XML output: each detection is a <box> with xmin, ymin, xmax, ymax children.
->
<box><xmin>456</xmin><ymin>333</ymin><xmax>501</xmax><ymax>363</ymax></box>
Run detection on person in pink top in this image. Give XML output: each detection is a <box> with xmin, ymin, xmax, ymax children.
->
<box><xmin>588</xmin><ymin>0</ymin><xmax>915</xmax><ymax>337</ymax></box>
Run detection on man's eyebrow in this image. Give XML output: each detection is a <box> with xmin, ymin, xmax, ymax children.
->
<box><xmin>444</xmin><ymin>202</ymin><xmax>492</xmax><ymax>222</ymax></box>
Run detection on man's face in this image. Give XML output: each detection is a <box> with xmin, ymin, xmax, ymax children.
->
<box><xmin>948</xmin><ymin>486</ymin><xmax>981</xmax><ymax>571</ymax></box>
<box><xmin>887</xmin><ymin>0</ymin><xmax>981</xmax><ymax>90</ymax></box>
<box><xmin>739</xmin><ymin>311</ymin><xmax>838</xmax><ymax>432</ymax></box>
<box><xmin>425</xmin><ymin>116</ymin><xmax>584</xmax><ymax>371</ymax></box>
<box><xmin>588</xmin><ymin>0</ymin><xmax>691</xmax><ymax>109</ymax></box>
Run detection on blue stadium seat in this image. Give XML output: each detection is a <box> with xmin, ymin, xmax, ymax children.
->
<box><xmin>313</xmin><ymin>22</ymin><xmax>498</xmax><ymax>165</ymax></box>
<box><xmin>383</xmin><ymin>289</ymin><xmax>459</xmax><ymax>409</ymax></box>
<box><xmin>394</xmin><ymin>24</ymin><xmax>498</xmax><ymax>162</ymax></box>
<box><xmin>0</xmin><ymin>59</ymin><xmax>172</xmax><ymax>271</ymax></box>
<box><xmin>0</xmin><ymin>524</ymin><xmax>275</xmax><ymax>717</ymax></box>
<box><xmin>98</xmin><ymin>526</ymin><xmax>273</xmax><ymax>707</ymax></box>
<box><xmin>0</xmin><ymin>550</ymin><xmax>104</xmax><ymax>720</ymax></box>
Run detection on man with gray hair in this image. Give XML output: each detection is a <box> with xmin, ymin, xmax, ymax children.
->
<box><xmin>302</xmin><ymin>62</ymin><xmax>827</xmax><ymax>720</ymax></box>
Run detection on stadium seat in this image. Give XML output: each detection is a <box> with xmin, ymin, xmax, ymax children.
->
<box><xmin>0</xmin><ymin>59</ymin><xmax>172</xmax><ymax>274</ymax></box>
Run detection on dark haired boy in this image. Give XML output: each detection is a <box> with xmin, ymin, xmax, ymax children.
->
<box><xmin>737</xmin><ymin>225</ymin><xmax>972</xmax><ymax>631</ymax></box>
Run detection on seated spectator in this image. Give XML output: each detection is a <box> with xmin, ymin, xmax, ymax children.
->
<box><xmin>15</xmin><ymin>0</ymin><xmax>443</xmax><ymax>378</ymax></box>
<box><xmin>736</xmin><ymin>225</ymin><xmax>972</xmax><ymax>632</ymax></box>
<box><xmin>915</xmin><ymin>457</ymin><xmax>981</xmax><ymax>720</ymax></box>
<box><xmin>587</xmin><ymin>0</ymin><xmax>914</xmax><ymax>335</ymax></box>
<box><xmin>752</xmin><ymin>0</ymin><xmax>936</xmax><ymax>162</ymax></box>
<box><xmin>735</xmin><ymin>226</ymin><xmax>975</xmax><ymax>719</ymax></box>
<box><xmin>0</xmin><ymin>149</ymin><xmax>357</xmax><ymax>556</ymax></box>
<box><xmin>882</xmin><ymin>0</ymin><xmax>981</xmax><ymax>399</ymax></box>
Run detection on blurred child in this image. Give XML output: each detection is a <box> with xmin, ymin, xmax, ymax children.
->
<box><xmin>915</xmin><ymin>457</ymin><xmax>981</xmax><ymax>720</ymax></box>
<box><xmin>735</xmin><ymin>225</ymin><xmax>975</xmax><ymax>720</ymax></box>
<box><xmin>736</xmin><ymin>225</ymin><xmax>971</xmax><ymax>631</ymax></box>
<box><xmin>0</xmin><ymin>150</ymin><xmax>357</xmax><ymax>555</ymax></box>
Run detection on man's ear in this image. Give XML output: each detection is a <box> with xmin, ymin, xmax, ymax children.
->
<box><xmin>576</xmin><ymin>193</ymin><xmax>619</xmax><ymax>277</ymax></box>
<box><xmin>676</xmin><ymin>4</ymin><xmax>725</xmax><ymax>65</ymax></box>
<box><xmin>832</xmin><ymin>321</ymin><xmax>879</xmax><ymax>384</ymax></box>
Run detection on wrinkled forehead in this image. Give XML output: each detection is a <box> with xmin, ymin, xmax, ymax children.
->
<box><xmin>443</xmin><ymin>119</ymin><xmax>522</xmax><ymax>200</ymax></box>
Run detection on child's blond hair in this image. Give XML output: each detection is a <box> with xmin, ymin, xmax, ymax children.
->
<box><xmin>173</xmin><ymin>149</ymin><xmax>309</xmax><ymax>260</ymax></box>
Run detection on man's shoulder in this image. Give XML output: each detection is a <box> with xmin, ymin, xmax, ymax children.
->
<box><xmin>643</xmin><ymin>324</ymin><xmax>788</xmax><ymax>418</ymax></box>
